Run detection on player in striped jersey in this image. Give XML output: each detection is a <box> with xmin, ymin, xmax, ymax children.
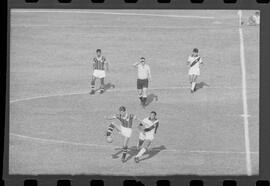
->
<box><xmin>90</xmin><ymin>49</ymin><xmax>109</xmax><ymax>95</ymax></box>
<box><xmin>105</xmin><ymin>106</ymin><xmax>137</xmax><ymax>163</ymax></box>
<box><xmin>134</xmin><ymin>111</ymin><xmax>159</xmax><ymax>163</ymax></box>
<box><xmin>187</xmin><ymin>48</ymin><xmax>203</xmax><ymax>93</ymax></box>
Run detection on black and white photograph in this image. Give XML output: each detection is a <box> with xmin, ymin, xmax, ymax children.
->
<box><xmin>9</xmin><ymin>9</ymin><xmax>259</xmax><ymax>176</ymax></box>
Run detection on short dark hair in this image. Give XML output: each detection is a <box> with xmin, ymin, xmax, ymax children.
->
<box><xmin>193</xmin><ymin>48</ymin><xmax>199</xmax><ymax>53</ymax></box>
<box><xmin>96</xmin><ymin>49</ymin><xmax>101</xmax><ymax>53</ymax></box>
<box><xmin>140</xmin><ymin>57</ymin><xmax>145</xmax><ymax>60</ymax></box>
<box><xmin>119</xmin><ymin>106</ymin><xmax>126</xmax><ymax>112</ymax></box>
<box><xmin>151</xmin><ymin>111</ymin><xmax>157</xmax><ymax>116</ymax></box>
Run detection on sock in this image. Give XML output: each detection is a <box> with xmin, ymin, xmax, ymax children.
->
<box><xmin>136</xmin><ymin>148</ymin><xmax>146</xmax><ymax>158</ymax></box>
<box><xmin>106</xmin><ymin>123</ymin><xmax>115</xmax><ymax>136</ymax></box>
<box><xmin>137</xmin><ymin>139</ymin><xmax>144</xmax><ymax>149</ymax></box>
<box><xmin>91</xmin><ymin>80</ymin><xmax>95</xmax><ymax>90</ymax></box>
<box><xmin>100</xmin><ymin>78</ymin><xmax>105</xmax><ymax>90</ymax></box>
<box><xmin>142</xmin><ymin>97</ymin><xmax>147</xmax><ymax>104</ymax></box>
<box><xmin>191</xmin><ymin>82</ymin><xmax>196</xmax><ymax>91</ymax></box>
<box><xmin>122</xmin><ymin>146</ymin><xmax>128</xmax><ymax>159</ymax></box>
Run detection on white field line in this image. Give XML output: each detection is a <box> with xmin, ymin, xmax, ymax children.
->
<box><xmin>9</xmin><ymin>86</ymin><xmax>246</xmax><ymax>104</ymax></box>
<box><xmin>12</xmin><ymin>9</ymin><xmax>215</xmax><ymax>19</ymax></box>
<box><xmin>11</xmin><ymin>24</ymin><xmax>227</xmax><ymax>30</ymax></box>
<box><xmin>10</xmin><ymin>133</ymin><xmax>259</xmax><ymax>155</ymax></box>
<box><xmin>238</xmin><ymin>10</ymin><xmax>252</xmax><ymax>176</ymax></box>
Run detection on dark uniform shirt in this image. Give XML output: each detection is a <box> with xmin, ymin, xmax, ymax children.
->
<box><xmin>93</xmin><ymin>56</ymin><xmax>106</xmax><ymax>70</ymax></box>
<box><xmin>116</xmin><ymin>113</ymin><xmax>135</xmax><ymax>128</ymax></box>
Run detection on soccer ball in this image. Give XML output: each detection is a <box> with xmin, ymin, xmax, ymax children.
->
<box><xmin>106</xmin><ymin>136</ymin><xmax>113</xmax><ymax>143</ymax></box>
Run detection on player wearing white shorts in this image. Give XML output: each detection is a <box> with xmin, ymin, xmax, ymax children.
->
<box><xmin>105</xmin><ymin>106</ymin><xmax>137</xmax><ymax>163</ymax></box>
<box><xmin>90</xmin><ymin>49</ymin><xmax>109</xmax><ymax>95</ymax></box>
<box><xmin>134</xmin><ymin>111</ymin><xmax>159</xmax><ymax>163</ymax></box>
<box><xmin>243</xmin><ymin>11</ymin><xmax>260</xmax><ymax>26</ymax></box>
<box><xmin>187</xmin><ymin>48</ymin><xmax>203</xmax><ymax>93</ymax></box>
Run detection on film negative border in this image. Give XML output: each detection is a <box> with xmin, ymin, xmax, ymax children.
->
<box><xmin>3</xmin><ymin>0</ymin><xmax>270</xmax><ymax>186</ymax></box>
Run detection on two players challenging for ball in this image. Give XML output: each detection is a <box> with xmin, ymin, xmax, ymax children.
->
<box><xmin>105</xmin><ymin>106</ymin><xmax>159</xmax><ymax>163</ymax></box>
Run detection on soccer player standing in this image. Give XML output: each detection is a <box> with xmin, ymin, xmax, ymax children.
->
<box><xmin>90</xmin><ymin>49</ymin><xmax>109</xmax><ymax>95</ymax></box>
<box><xmin>133</xmin><ymin>57</ymin><xmax>151</xmax><ymax>106</ymax></box>
<box><xmin>134</xmin><ymin>111</ymin><xmax>159</xmax><ymax>163</ymax></box>
<box><xmin>105</xmin><ymin>106</ymin><xmax>136</xmax><ymax>163</ymax></box>
<box><xmin>187</xmin><ymin>48</ymin><xmax>203</xmax><ymax>93</ymax></box>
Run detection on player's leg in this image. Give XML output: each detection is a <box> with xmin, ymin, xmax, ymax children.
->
<box><xmin>137</xmin><ymin>79</ymin><xmax>143</xmax><ymax>103</ymax></box>
<box><xmin>134</xmin><ymin>140</ymin><xmax>152</xmax><ymax>163</ymax></box>
<box><xmin>141</xmin><ymin>79</ymin><xmax>148</xmax><ymax>105</ymax></box>
<box><xmin>142</xmin><ymin>87</ymin><xmax>148</xmax><ymax>105</ymax></box>
<box><xmin>121</xmin><ymin>137</ymin><xmax>129</xmax><ymax>162</ymax></box>
<box><xmin>137</xmin><ymin>132</ymin><xmax>145</xmax><ymax>150</ymax></box>
<box><xmin>191</xmin><ymin>75</ymin><xmax>197</xmax><ymax>92</ymax></box>
<box><xmin>90</xmin><ymin>75</ymin><xmax>96</xmax><ymax>94</ymax></box>
<box><xmin>106</xmin><ymin>122</ymin><xmax>121</xmax><ymax>137</ymax></box>
<box><xmin>100</xmin><ymin>77</ymin><xmax>105</xmax><ymax>93</ymax></box>
<box><xmin>189</xmin><ymin>74</ymin><xmax>193</xmax><ymax>84</ymax></box>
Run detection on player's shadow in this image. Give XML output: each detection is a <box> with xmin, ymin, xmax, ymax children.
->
<box><xmin>111</xmin><ymin>146</ymin><xmax>138</xmax><ymax>161</ymax></box>
<box><xmin>196</xmin><ymin>81</ymin><xmax>210</xmax><ymax>91</ymax></box>
<box><xmin>139</xmin><ymin>145</ymin><xmax>166</xmax><ymax>162</ymax></box>
<box><xmin>103</xmin><ymin>83</ymin><xmax>116</xmax><ymax>92</ymax></box>
<box><xmin>144</xmin><ymin>93</ymin><xmax>158</xmax><ymax>107</ymax></box>
<box><xmin>111</xmin><ymin>145</ymin><xmax>166</xmax><ymax>162</ymax></box>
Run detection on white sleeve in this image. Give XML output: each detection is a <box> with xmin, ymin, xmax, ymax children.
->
<box><xmin>187</xmin><ymin>56</ymin><xmax>192</xmax><ymax>63</ymax></box>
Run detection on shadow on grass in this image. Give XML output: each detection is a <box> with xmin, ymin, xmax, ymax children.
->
<box><xmin>111</xmin><ymin>145</ymin><xmax>166</xmax><ymax>163</ymax></box>
<box><xmin>144</xmin><ymin>93</ymin><xmax>158</xmax><ymax>107</ymax></box>
<box><xmin>196</xmin><ymin>81</ymin><xmax>210</xmax><ymax>91</ymax></box>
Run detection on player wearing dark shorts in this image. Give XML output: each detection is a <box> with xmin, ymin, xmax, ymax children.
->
<box><xmin>133</xmin><ymin>57</ymin><xmax>151</xmax><ymax>106</ymax></box>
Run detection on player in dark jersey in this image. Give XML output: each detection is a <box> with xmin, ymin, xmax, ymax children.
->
<box><xmin>105</xmin><ymin>106</ymin><xmax>137</xmax><ymax>162</ymax></box>
<box><xmin>90</xmin><ymin>49</ymin><xmax>109</xmax><ymax>95</ymax></box>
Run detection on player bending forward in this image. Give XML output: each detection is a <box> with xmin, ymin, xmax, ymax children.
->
<box><xmin>90</xmin><ymin>49</ymin><xmax>109</xmax><ymax>95</ymax></box>
<box><xmin>134</xmin><ymin>111</ymin><xmax>159</xmax><ymax>163</ymax></box>
<box><xmin>187</xmin><ymin>48</ymin><xmax>203</xmax><ymax>93</ymax></box>
<box><xmin>105</xmin><ymin>106</ymin><xmax>137</xmax><ymax>163</ymax></box>
<box><xmin>133</xmin><ymin>57</ymin><xmax>151</xmax><ymax>106</ymax></box>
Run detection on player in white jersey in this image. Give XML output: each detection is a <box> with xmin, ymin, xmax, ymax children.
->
<box><xmin>134</xmin><ymin>111</ymin><xmax>159</xmax><ymax>163</ymax></box>
<box><xmin>187</xmin><ymin>48</ymin><xmax>203</xmax><ymax>93</ymax></box>
<box><xmin>133</xmin><ymin>57</ymin><xmax>151</xmax><ymax>106</ymax></box>
<box><xmin>247</xmin><ymin>11</ymin><xmax>260</xmax><ymax>26</ymax></box>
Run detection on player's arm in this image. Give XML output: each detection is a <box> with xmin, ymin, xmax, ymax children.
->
<box><xmin>199</xmin><ymin>57</ymin><xmax>203</xmax><ymax>65</ymax></box>
<box><xmin>154</xmin><ymin>122</ymin><xmax>159</xmax><ymax>134</ymax></box>
<box><xmin>92</xmin><ymin>58</ymin><xmax>96</xmax><ymax>71</ymax></box>
<box><xmin>187</xmin><ymin>56</ymin><xmax>191</xmax><ymax>66</ymax></box>
<box><xmin>106</xmin><ymin>61</ymin><xmax>109</xmax><ymax>72</ymax></box>
<box><xmin>147</xmin><ymin>66</ymin><xmax>152</xmax><ymax>81</ymax></box>
<box><xmin>133</xmin><ymin>61</ymin><xmax>141</xmax><ymax>67</ymax></box>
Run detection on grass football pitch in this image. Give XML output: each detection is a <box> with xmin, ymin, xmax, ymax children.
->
<box><xmin>9</xmin><ymin>10</ymin><xmax>259</xmax><ymax>175</ymax></box>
